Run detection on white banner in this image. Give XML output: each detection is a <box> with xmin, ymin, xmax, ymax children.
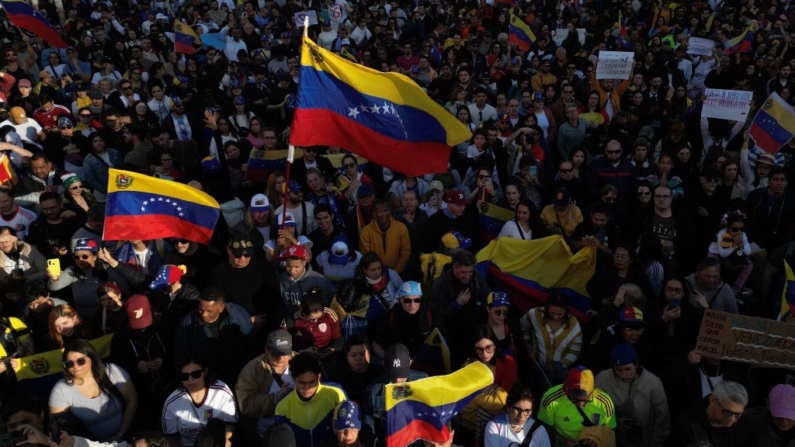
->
<box><xmin>294</xmin><ymin>10</ymin><xmax>318</xmax><ymax>27</ymax></box>
<box><xmin>596</xmin><ymin>51</ymin><xmax>634</xmax><ymax>80</ymax></box>
<box><xmin>701</xmin><ymin>89</ymin><xmax>754</xmax><ymax>121</ymax></box>
<box><xmin>687</xmin><ymin>37</ymin><xmax>714</xmax><ymax>56</ymax></box>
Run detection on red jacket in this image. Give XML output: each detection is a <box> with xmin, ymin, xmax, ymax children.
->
<box><xmin>291</xmin><ymin>308</ymin><xmax>341</xmax><ymax>349</ymax></box>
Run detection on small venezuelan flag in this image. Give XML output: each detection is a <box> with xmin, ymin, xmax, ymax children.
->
<box><xmin>104</xmin><ymin>169</ymin><xmax>220</xmax><ymax>244</ymax></box>
<box><xmin>779</xmin><ymin>261</ymin><xmax>795</xmax><ymax>321</ymax></box>
<box><xmin>291</xmin><ymin>36</ymin><xmax>471</xmax><ymax>177</ymax></box>
<box><xmin>174</xmin><ymin>21</ymin><xmax>199</xmax><ymax>54</ymax></box>
<box><xmin>750</xmin><ymin>92</ymin><xmax>795</xmax><ymax>155</ymax></box>
<box><xmin>509</xmin><ymin>13</ymin><xmax>536</xmax><ymax>52</ymax></box>
<box><xmin>0</xmin><ymin>0</ymin><xmax>67</xmax><ymax>48</ymax></box>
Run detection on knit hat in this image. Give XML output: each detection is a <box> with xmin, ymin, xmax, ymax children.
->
<box><xmin>61</xmin><ymin>173</ymin><xmax>81</xmax><ymax>190</ymax></box>
<box><xmin>610</xmin><ymin>344</ymin><xmax>638</xmax><ymax>366</ymax></box>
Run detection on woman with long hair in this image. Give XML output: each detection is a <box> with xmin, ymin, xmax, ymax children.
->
<box><xmin>266</xmin><ymin>171</ymin><xmax>286</xmax><ymax>211</ymax></box>
<box><xmin>47</xmin><ymin>304</ymin><xmax>88</xmax><ymax>350</ymax></box>
<box><xmin>162</xmin><ymin>353</ymin><xmax>236</xmax><ymax>447</ymax></box>
<box><xmin>719</xmin><ymin>159</ymin><xmax>744</xmax><ymax>201</ymax></box>
<box><xmin>49</xmin><ymin>339</ymin><xmax>137</xmax><ymax>441</ymax></box>
<box><xmin>355</xmin><ymin>252</ymin><xmax>404</xmax><ymax>324</ymax></box>
<box><xmin>498</xmin><ymin>199</ymin><xmax>546</xmax><ymax>240</ymax></box>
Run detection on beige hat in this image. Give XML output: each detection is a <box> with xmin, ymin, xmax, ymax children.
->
<box><xmin>429</xmin><ymin>180</ymin><xmax>444</xmax><ymax>191</ymax></box>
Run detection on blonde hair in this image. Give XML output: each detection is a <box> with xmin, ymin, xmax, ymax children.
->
<box><xmin>48</xmin><ymin>304</ymin><xmax>84</xmax><ymax>349</ymax></box>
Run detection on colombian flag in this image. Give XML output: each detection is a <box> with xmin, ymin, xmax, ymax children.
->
<box><xmin>385</xmin><ymin>362</ymin><xmax>493</xmax><ymax>446</ymax></box>
<box><xmin>476</xmin><ymin>235</ymin><xmax>596</xmax><ymax>321</ymax></box>
<box><xmin>750</xmin><ymin>93</ymin><xmax>795</xmax><ymax>154</ymax></box>
<box><xmin>723</xmin><ymin>24</ymin><xmax>755</xmax><ymax>55</ymax></box>
<box><xmin>292</xmin><ymin>36</ymin><xmax>471</xmax><ymax>177</ymax></box>
<box><xmin>779</xmin><ymin>261</ymin><xmax>795</xmax><ymax>321</ymax></box>
<box><xmin>104</xmin><ymin>169</ymin><xmax>220</xmax><ymax>244</ymax></box>
<box><xmin>509</xmin><ymin>13</ymin><xmax>536</xmax><ymax>52</ymax></box>
<box><xmin>174</xmin><ymin>21</ymin><xmax>199</xmax><ymax>54</ymax></box>
<box><xmin>0</xmin><ymin>0</ymin><xmax>67</xmax><ymax>48</ymax></box>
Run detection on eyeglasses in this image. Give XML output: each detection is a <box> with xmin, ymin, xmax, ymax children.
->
<box><xmin>402</xmin><ymin>298</ymin><xmax>422</xmax><ymax>304</ymax></box>
<box><xmin>73</xmin><ymin>254</ymin><xmax>92</xmax><ymax>260</ymax></box>
<box><xmin>729</xmin><ymin>227</ymin><xmax>744</xmax><ymax>233</ymax></box>
<box><xmin>714</xmin><ymin>399</ymin><xmax>744</xmax><ymax>419</ymax></box>
<box><xmin>606</xmin><ymin>150</ymin><xmax>622</xmax><ymax>155</ymax></box>
<box><xmin>637</xmin><ymin>190</ymin><xmax>651</xmax><ymax>196</ymax></box>
<box><xmin>492</xmin><ymin>309</ymin><xmax>507</xmax><ymax>316</ymax></box>
<box><xmin>62</xmin><ymin>357</ymin><xmax>88</xmax><ymax>369</ymax></box>
<box><xmin>665</xmin><ymin>287</ymin><xmax>684</xmax><ymax>293</ymax></box>
<box><xmin>478</xmin><ymin>175</ymin><xmax>491</xmax><ymax>180</ymax></box>
<box><xmin>511</xmin><ymin>406</ymin><xmax>532</xmax><ymax>415</ymax></box>
<box><xmin>559</xmin><ymin>168</ymin><xmax>573</xmax><ymax>173</ymax></box>
<box><xmin>179</xmin><ymin>369</ymin><xmax>204</xmax><ymax>381</ymax></box>
<box><xmin>474</xmin><ymin>344</ymin><xmax>495</xmax><ymax>354</ymax></box>
<box><xmin>344</xmin><ymin>163</ymin><xmax>356</xmax><ymax>168</ymax></box>
<box><xmin>122</xmin><ymin>86</ymin><xmax>133</xmax><ymax>91</ymax></box>
<box><xmin>603</xmin><ymin>196</ymin><xmax>617</xmax><ymax>203</ymax></box>
<box><xmin>80</xmin><ymin>114</ymin><xmax>92</xmax><ymax>118</ymax></box>
<box><xmin>69</xmin><ymin>185</ymin><xmax>83</xmax><ymax>190</ymax></box>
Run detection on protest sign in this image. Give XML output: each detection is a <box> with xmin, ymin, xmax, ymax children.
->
<box><xmin>695</xmin><ymin>310</ymin><xmax>795</xmax><ymax>369</ymax></box>
<box><xmin>294</xmin><ymin>10</ymin><xmax>318</xmax><ymax>27</ymax></box>
<box><xmin>200</xmin><ymin>33</ymin><xmax>227</xmax><ymax>51</ymax></box>
<box><xmin>701</xmin><ymin>89</ymin><xmax>753</xmax><ymax>121</ymax></box>
<box><xmin>596</xmin><ymin>51</ymin><xmax>634</xmax><ymax>80</ymax></box>
<box><xmin>329</xmin><ymin>5</ymin><xmax>343</xmax><ymax>23</ymax></box>
<box><xmin>687</xmin><ymin>37</ymin><xmax>714</xmax><ymax>56</ymax></box>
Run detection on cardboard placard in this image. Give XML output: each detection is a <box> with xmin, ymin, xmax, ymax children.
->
<box><xmin>695</xmin><ymin>310</ymin><xmax>795</xmax><ymax>369</ymax></box>
<box><xmin>294</xmin><ymin>10</ymin><xmax>318</xmax><ymax>27</ymax></box>
<box><xmin>687</xmin><ymin>37</ymin><xmax>714</xmax><ymax>56</ymax></box>
<box><xmin>701</xmin><ymin>89</ymin><xmax>753</xmax><ymax>121</ymax></box>
<box><xmin>596</xmin><ymin>51</ymin><xmax>634</xmax><ymax>80</ymax></box>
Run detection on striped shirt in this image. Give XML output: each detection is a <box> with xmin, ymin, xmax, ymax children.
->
<box><xmin>162</xmin><ymin>381</ymin><xmax>237</xmax><ymax>447</ymax></box>
<box><xmin>520</xmin><ymin>308</ymin><xmax>582</xmax><ymax>368</ymax></box>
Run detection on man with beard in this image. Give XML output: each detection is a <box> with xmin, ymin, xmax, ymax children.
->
<box><xmin>26</xmin><ymin>191</ymin><xmax>83</xmax><ymax>260</ymax></box>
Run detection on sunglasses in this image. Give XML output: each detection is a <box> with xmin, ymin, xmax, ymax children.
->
<box><xmin>179</xmin><ymin>369</ymin><xmax>204</xmax><ymax>381</ymax></box>
<box><xmin>607</xmin><ymin>150</ymin><xmax>622</xmax><ymax>154</ymax></box>
<box><xmin>603</xmin><ymin>196</ymin><xmax>617</xmax><ymax>202</ymax></box>
<box><xmin>122</xmin><ymin>86</ymin><xmax>133</xmax><ymax>91</ymax></box>
<box><xmin>63</xmin><ymin>356</ymin><xmax>88</xmax><ymax>369</ymax></box>
<box><xmin>80</xmin><ymin>114</ymin><xmax>92</xmax><ymax>118</ymax></box>
<box><xmin>478</xmin><ymin>175</ymin><xmax>491</xmax><ymax>180</ymax></box>
<box><xmin>492</xmin><ymin>309</ymin><xmax>507</xmax><ymax>316</ymax></box>
<box><xmin>344</xmin><ymin>163</ymin><xmax>356</xmax><ymax>168</ymax></box>
<box><xmin>69</xmin><ymin>185</ymin><xmax>83</xmax><ymax>190</ymax></box>
<box><xmin>559</xmin><ymin>168</ymin><xmax>573</xmax><ymax>173</ymax></box>
<box><xmin>73</xmin><ymin>254</ymin><xmax>92</xmax><ymax>260</ymax></box>
<box><xmin>637</xmin><ymin>190</ymin><xmax>651</xmax><ymax>196</ymax></box>
<box><xmin>474</xmin><ymin>344</ymin><xmax>495</xmax><ymax>354</ymax></box>
<box><xmin>402</xmin><ymin>298</ymin><xmax>421</xmax><ymax>304</ymax></box>
<box><xmin>174</xmin><ymin>239</ymin><xmax>190</xmax><ymax>244</ymax></box>
<box><xmin>233</xmin><ymin>253</ymin><xmax>251</xmax><ymax>258</ymax></box>
<box><xmin>61</xmin><ymin>125</ymin><xmax>73</xmax><ymax>129</ymax></box>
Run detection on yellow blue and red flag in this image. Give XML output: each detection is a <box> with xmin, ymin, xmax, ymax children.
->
<box><xmin>104</xmin><ymin>169</ymin><xmax>220</xmax><ymax>244</ymax></box>
<box><xmin>411</xmin><ymin>328</ymin><xmax>451</xmax><ymax>376</ymax></box>
<box><xmin>478</xmin><ymin>202</ymin><xmax>515</xmax><ymax>245</ymax></box>
<box><xmin>750</xmin><ymin>92</ymin><xmax>795</xmax><ymax>154</ymax></box>
<box><xmin>0</xmin><ymin>153</ymin><xmax>19</xmax><ymax>187</ymax></box>
<box><xmin>291</xmin><ymin>36</ymin><xmax>470</xmax><ymax>176</ymax></box>
<box><xmin>509</xmin><ymin>13</ymin><xmax>536</xmax><ymax>52</ymax></box>
<box><xmin>723</xmin><ymin>24</ymin><xmax>755</xmax><ymax>55</ymax></box>
<box><xmin>0</xmin><ymin>0</ymin><xmax>67</xmax><ymax>48</ymax></box>
<box><xmin>174</xmin><ymin>20</ymin><xmax>199</xmax><ymax>54</ymax></box>
<box><xmin>385</xmin><ymin>362</ymin><xmax>493</xmax><ymax>446</ymax></box>
<box><xmin>779</xmin><ymin>261</ymin><xmax>795</xmax><ymax>321</ymax></box>
<box><xmin>476</xmin><ymin>235</ymin><xmax>596</xmax><ymax>321</ymax></box>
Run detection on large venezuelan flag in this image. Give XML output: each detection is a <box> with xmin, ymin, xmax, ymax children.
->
<box><xmin>509</xmin><ymin>13</ymin><xmax>536</xmax><ymax>52</ymax></box>
<box><xmin>14</xmin><ymin>334</ymin><xmax>113</xmax><ymax>398</ymax></box>
<box><xmin>478</xmin><ymin>203</ymin><xmax>515</xmax><ymax>246</ymax></box>
<box><xmin>174</xmin><ymin>21</ymin><xmax>199</xmax><ymax>54</ymax></box>
<box><xmin>0</xmin><ymin>0</ymin><xmax>67</xmax><ymax>48</ymax></box>
<box><xmin>779</xmin><ymin>261</ymin><xmax>795</xmax><ymax>321</ymax></box>
<box><xmin>723</xmin><ymin>24</ymin><xmax>755</xmax><ymax>55</ymax></box>
<box><xmin>245</xmin><ymin>148</ymin><xmax>367</xmax><ymax>182</ymax></box>
<box><xmin>385</xmin><ymin>362</ymin><xmax>493</xmax><ymax>446</ymax></box>
<box><xmin>476</xmin><ymin>235</ymin><xmax>596</xmax><ymax>321</ymax></box>
<box><xmin>750</xmin><ymin>93</ymin><xmax>795</xmax><ymax>154</ymax></box>
<box><xmin>104</xmin><ymin>169</ymin><xmax>220</xmax><ymax>244</ymax></box>
<box><xmin>292</xmin><ymin>36</ymin><xmax>471</xmax><ymax>177</ymax></box>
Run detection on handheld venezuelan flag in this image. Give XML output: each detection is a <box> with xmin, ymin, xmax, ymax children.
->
<box><xmin>292</xmin><ymin>36</ymin><xmax>470</xmax><ymax>176</ymax></box>
<box><xmin>0</xmin><ymin>152</ymin><xmax>19</xmax><ymax>187</ymax></box>
<box><xmin>476</xmin><ymin>235</ymin><xmax>596</xmax><ymax>321</ymax></box>
<box><xmin>0</xmin><ymin>0</ymin><xmax>67</xmax><ymax>48</ymax></box>
<box><xmin>749</xmin><ymin>92</ymin><xmax>795</xmax><ymax>154</ymax></box>
<box><xmin>477</xmin><ymin>202</ymin><xmax>515</xmax><ymax>245</ymax></box>
<box><xmin>385</xmin><ymin>362</ymin><xmax>493</xmax><ymax>446</ymax></box>
<box><xmin>779</xmin><ymin>261</ymin><xmax>795</xmax><ymax>321</ymax></box>
<box><xmin>104</xmin><ymin>169</ymin><xmax>220</xmax><ymax>244</ymax></box>
<box><xmin>174</xmin><ymin>20</ymin><xmax>199</xmax><ymax>54</ymax></box>
<box><xmin>509</xmin><ymin>13</ymin><xmax>535</xmax><ymax>52</ymax></box>
<box><xmin>723</xmin><ymin>23</ymin><xmax>755</xmax><ymax>55</ymax></box>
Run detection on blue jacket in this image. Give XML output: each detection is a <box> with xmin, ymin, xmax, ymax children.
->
<box><xmin>83</xmin><ymin>149</ymin><xmax>124</xmax><ymax>194</ymax></box>
<box><xmin>174</xmin><ymin>302</ymin><xmax>252</xmax><ymax>354</ymax></box>
<box><xmin>585</xmin><ymin>156</ymin><xmax>635</xmax><ymax>200</ymax></box>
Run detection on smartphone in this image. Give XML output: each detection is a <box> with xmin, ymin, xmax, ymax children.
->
<box><xmin>530</xmin><ymin>166</ymin><xmax>538</xmax><ymax>176</ymax></box>
<box><xmin>666</xmin><ymin>298</ymin><xmax>681</xmax><ymax>311</ymax></box>
<box><xmin>49</xmin><ymin>418</ymin><xmax>60</xmax><ymax>443</ymax></box>
<box><xmin>429</xmin><ymin>193</ymin><xmax>438</xmax><ymax>205</ymax></box>
<box><xmin>47</xmin><ymin>259</ymin><xmax>61</xmax><ymax>277</ymax></box>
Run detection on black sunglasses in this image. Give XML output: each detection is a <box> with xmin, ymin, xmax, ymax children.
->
<box><xmin>179</xmin><ymin>369</ymin><xmax>204</xmax><ymax>381</ymax></box>
<box><xmin>402</xmin><ymin>298</ymin><xmax>421</xmax><ymax>304</ymax></box>
<box><xmin>73</xmin><ymin>254</ymin><xmax>91</xmax><ymax>260</ymax></box>
<box><xmin>63</xmin><ymin>357</ymin><xmax>88</xmax><ymax>369</ymax></box>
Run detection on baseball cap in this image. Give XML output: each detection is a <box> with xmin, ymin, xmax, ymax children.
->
<box><xmin>171</xmin><ymin>96</ymin><xmax>183</xmax><ymax>107</ymax></box>
<box><xmin>429</xmin><ymin>180</ymin><xmax>444</xmax><ymax>192</ymax></box>
<box><xmin>445</xmin><ymin>189</ymin><xmax>468</xmax><ymax>206</ymax></box>
<box><xmin>618</xmin><ymin>307</ymin><xmax>646</xmax><ymax>329</ymax></box>
<box><xmin>125</xmin><ymin>294</ymin><xmax>153</xmax><ymax>330</ymax></box>
<box><xmin>277</xmin><ymin>212</ymin><xmax>298</xmax><ymax>227</ymax></box>
<box><xmin>441</xmin><ymin>230</ymin><xmax>472</xmax><ymax>249</ymax></box>
<box><xmin>266</xmin><ymin>329</ymin><xmax>293</xmax><ymax>356</ymax></box>
<box><xmin>17</xmin><ymin>79</ymin><xmax>31</xmax><ymax>88</ymax></box>
<box><xmin>770</xmin><ymin>384</ymin><xmax>795</xmax><ymax>421</ymax></box>
<box><xmin>329</xmin><ymin>241</ymin><xmax>350</xmax><ymax>266</ymax></box>
<box><xmin>233</xmin><ymin>95</ymin><xmax>246</xmax><ymax>105</ymax></box>
<box><xmin>497</xmin><ymin>113</ymin><xmax>509</xmax><ymax>122</ymax></box>
<box><xmin>74</xmin><ymin>238</ymin><xmax>99</xmax><ymax>253</ymax></box>
<box><xmin>231</xmin><ymin>80</ymin><xmax>243</xmax><ymax>88</ymax></box>
<box><xmin>565</xmin><ymin>365</ymin><xmax>595</xmax><ymax>398</ymax></box>
<box><xmin>250</xmin><ymin>193</ymin><xmax>270</xmax><ymax>212</ymax></box>
<box><xmin>333</xmin><ymin>401</ymin><xmax>362</xmax><ymax>430</ymax></box>
<box><xmin>229</xmin><ymin>236</ymin><xmax>254</xmax><ymax>257</ymax></box>
<box><xmin>610</xmin><ymin>344</ymin><xmax>637</xmax><ymax>366</ymax></box>
<box><xmin>398</xmin><ymin>281</ymin><xmax>422</xmax><ymax>299</ymax></box>
<box><xmin>89</xmin><ymin>89</ymin><xmax>103</xmax><ymax>99</ymax></box>
<box><xmin>384</xmin><ymin>343</ymin><xmax>411</xmax><ymax>382</ymax></box>
<box><xmin>511</xmin><ymin>56</ymin><xmax>521</xmax><ymax>66</ymax></box>
<box><xmin>280</xmin><ymin>244</ymin><xmax>307</xmax><ymax>260</ymax></box>
<box><xmin>58</xmin><ymin>117</ymin><xmax>74</xmax><ymax>128</ymax></box>
<box><xmin>149</xmin><ymin>264</ymin><xmax>185</xmax><ymax>291</ymax></box>
<box><xmin>341</xmin><ymin>38</ymin><xmax>351</xmax><ymax>46</ymax></box>
<box><xmin>553</xmin><ymin>187</ymin><xmax>571</xmax><ymax>206</ymax></box>
<box><xmin>488</xmin><ymin>291</ymin><xmax>510</xmax><ymax>308</ymax></box>
<box><xmin>356</xmin><ymin>184</ymin><xmax>374</xmax><ymax>198</ymax></box>
<box><xmin>533</xmin><ymin>92</ymin><xmax>545</xmax><ymax>102</ymax></box>
<box><xmin>288</xmin><ymin>180</ymin><xmax>302</xmax><ymax>193</ymax></box>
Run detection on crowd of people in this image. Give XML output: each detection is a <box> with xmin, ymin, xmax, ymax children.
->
<box><xmin>0</xmin><ymin>0</ymin><xmax>794</xmax><ymax>446</ymax></box>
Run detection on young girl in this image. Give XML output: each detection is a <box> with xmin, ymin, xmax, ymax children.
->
<box><xmin>708</xmin><ymin>211</ymin><xmax>753</xmax><ymax>295</ymax></box>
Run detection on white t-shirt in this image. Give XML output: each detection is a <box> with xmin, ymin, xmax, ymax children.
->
<box><xmin>162</xmin><ymin>381</ymin><xmax>238</xmax><ymax>447</ymax></box>
<box><xmin>498</xmin><ymin>220</ymin><xmax>533</xmax><ymax>240</ymax></box>
<box><xmin>256</xmin><ymin>366</ymin><xmax>294</xmax><ymax>436</ymax></box>
<box><xmin>484</xmin><ymin>414</ymin><xmax>551</xmax><ymax>447</ymax></box>
<box><xmin>1</xmin><ymin>206</ymin><xmax>36</xmax><ymax>240</ymax></box>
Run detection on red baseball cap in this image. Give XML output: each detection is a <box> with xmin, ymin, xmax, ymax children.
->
<box><xmin>445</xmin><ymin>189</ymin><xmax>469</xmax><ymax>206</ymax></box>
<box><xmin>279</xmin><ymin>244</ymin><xmax>307</xmax><ymax>260</ymax></box>
<box><xmin>125</xmin><ymin>294</ymin><xmax>153</xmax><ymax>330</ymax></box>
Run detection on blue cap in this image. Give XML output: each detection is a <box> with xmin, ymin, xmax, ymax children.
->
<box><xmin>511</xmin><ymin>56</ymin><xmax>521</xmax><ymax>66</ymax></box>
<box><xmin>398</xmin><ymin>281</ymin><xmax>422</xmax><ymax>298</ymax></box>
<box><xmin>497</xmin><ymin>113</ymin><xmax>509</xmax><ymax>121</ymax></box>
<box><xmin>176</xmin><ymin>75</ymin><xmax>188</xmax><ymax>84</ymax></box>
<box><xmin>329</xmin><ymin>241</ymin><xmax>350</xmax><ymax>265</ymax></box>
<box><xmin>333</xmin><ymin>401</ymin><xmax>362</xmax><ymax>430</ymax></box>
<box><xmin>410</xmin><ymin>65</ymin><xmax>420</xmax><ymax>73</ymax></box>
<box><xmin>231</xmin><ymin>80</ymin><xmax>243</xmax><ymax>88</ymax></box>
<box><xmin>171</xmin><ymin>96</ymin><xmax>183</xmax><ymax>107</ymax></box>
<box><xmin>488</xmin><ymin>291</ymin><xmax>510</xmax><ymax>308</ymax></box>
<box><xmin>356</xmin><ymin>184</ymin><xmax>374</xmax><ymax>198</ymax></box>
<box><xmin>202</xmin><ymin>155</ymin><xmax>221</xmax><ymax>173</ymax></box>
<box><xmin>58</xmin><ymin>117</ymin><xmax>73</xmax><ymax>127</ymax></box>
<box><xmin>533</xmin><ymin>92</ymin><xmax>545</xmax><ymax>102</ymax></box>
<box><xmin>233</xmin><ymin>95</ymin><xmax>245</xmax><ymax>105</ymax></box>
<box><xmin>611</xmin><ymin>344</ymin><xmax>638</xmax><ymax>366</ymax></box>
<box><xmin>288</xmin><ymin>180</ymin><xmax>302</xmax><ymax>193</ymax></box>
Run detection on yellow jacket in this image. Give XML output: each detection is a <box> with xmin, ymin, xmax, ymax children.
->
<box><xmin>359</xmin><ymin>217</ymin><xmax>411</xmax><ymax>274</ymax></box>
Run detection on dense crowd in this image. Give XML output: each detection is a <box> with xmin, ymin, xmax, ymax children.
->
<box><xmin>0</xmin><ymin>0</ymin><xmax>794</xmax><ymax>446</ymax></box>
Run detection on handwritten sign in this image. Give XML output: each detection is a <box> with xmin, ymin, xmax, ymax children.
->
<box><xmin>329</xmin><ymin>5</ymin><xmax>343</xmax><ymax>23</ymax></box>
<box><xmin>294</xmin><ymin>10</ymin><xmax>318</xmax><ymax>27</ymax></box>
<box><xmin>687</xmin><ymin>37</ymin><xmax>714</xmax><ymax>56</ymax></box>
<box><xmin>701</xmin><ymin>89</ymin><xmax>753</xmax><ymax>121</ymax></box>
<box><xmin>596</xmin><ymin>51</ymin><xmax>634</xmax><ymax>80</ymax></box>
<box><xmin>695</xmin><ymin>310</ymin><xmax>795</xmax><ymax>369</ymax></box>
